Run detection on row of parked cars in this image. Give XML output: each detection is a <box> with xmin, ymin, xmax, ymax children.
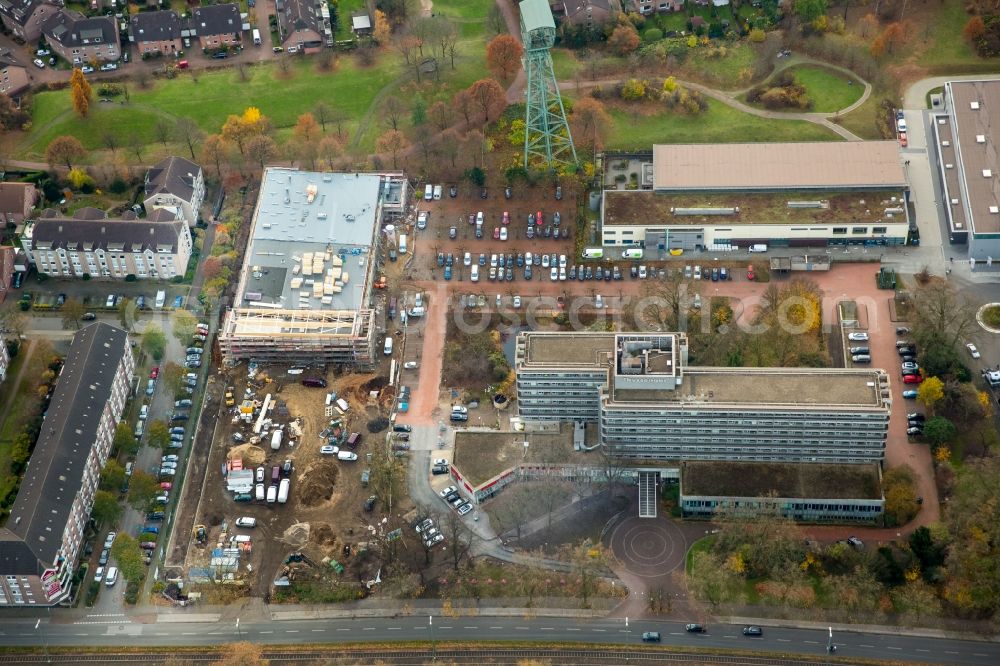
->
<box><xmin>438</xmin><ymin>484</ymin><xmax>473</xmax><ymax>516</ymax></box>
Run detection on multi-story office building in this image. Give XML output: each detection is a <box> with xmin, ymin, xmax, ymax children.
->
<box><xmin>0</xmin><ymin>323</ymin><xmax>133</xmax><ymax>606</ymax></box>
<box><xmin>516</xmin><ymin>331</ymin><xmax>891</xmax><ymax>465</ymax></box>
<box><xmin>219</xmin><ymin>168</ymin><xmax>407</xmax><ymax>368</ymax></box>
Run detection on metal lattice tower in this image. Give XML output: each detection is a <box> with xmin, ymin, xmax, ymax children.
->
<box><xmin>519</xmin><ymin>0</ymin><xmax>576</xmax><ymax>169</ymax></box>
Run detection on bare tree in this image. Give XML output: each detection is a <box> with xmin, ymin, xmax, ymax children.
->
<box><xmin>153</xmin><ymin>119</ymin><xmax>172</xmax><ymax>147</ymax></box>
<box><xmin>438</xmin><ymin>509</ymin><xmax>476</xmax><ymax>571</ymax></box>
<box><xmin>127</xmin><ymin>133</ymin><xmax>144</xmax><ymax>163</ymax></box>
<box><xmin>485</xmin><ymin>3</ymin><xmax>507</xmax><ymax>36</ymax></box>
<box><xmin>394</xmin><ymin>35</ymin><xmax>422</xmax><ymax>82</ymax></box>
<box><xmin>381</xmin><ymin>95</ymin><xmax>406</xmax><ymax>131</ymax></box>
<box><xmin>101</xmin><ymin>130</ymin><xmax>119</xmax><ymax>155</ymax></box>
<box><xmin>174</xmin><ymin>117</ymin><xmax>204</xmax><ymax>161</ymax></box>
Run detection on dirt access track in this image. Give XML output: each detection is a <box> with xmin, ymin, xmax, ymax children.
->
<box><xmin>172</xmin><ymin>363</ymin><xmax>395</xmax><ymax>597</ymax></box>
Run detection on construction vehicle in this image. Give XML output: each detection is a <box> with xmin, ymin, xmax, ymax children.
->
<box><xmin>193</xmin><ymin>524</ymin><xmax>207</xmax><ymax>544</ymax></box>
<box><xmin>373</xmin><ymin>274</ymin><xmax>387</xmax><ymax>289</ymax></box>
<box><xmin>224</xmin><ymin>387</ymin><xmax>235</xmax><ymax>407</ymax></box>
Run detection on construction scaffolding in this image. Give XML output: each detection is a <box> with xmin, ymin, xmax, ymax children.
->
<box><xmin>219</xmin><ymin>307</ymin><xmax>377</xmax><ymax>366</ymax></box>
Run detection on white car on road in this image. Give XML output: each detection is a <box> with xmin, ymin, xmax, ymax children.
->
<box><xmin>967</xmin><ymin>343</ymin><xmax>981</xmax><ymax>359</ymax></box>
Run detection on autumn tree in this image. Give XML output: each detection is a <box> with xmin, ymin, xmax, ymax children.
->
<box><xmin>293</xmin><ymin>112</ymin><xmax>321</xmax><ymax>168</ymax></box>
<box><xmin>172</xmin><ymin>310</ymin><xmax>198</xmax><ymax>343</ymax></box>
<box><xmin>317</xmin><ymin>134</ymin><xmax>345</xmax><ymax>170</ymax></box>
<box><xmin>882</xmin><ymin>464</ymin><xmax>919</xmax><ymax>526</ymax></box>
<box><xmin>70</xmin><ymin>68</ymin><xmax>92</xmax><ymax>116</ymax></box>
<box><xmin>45</xmin><ymin>135</ymin><xmax>87</xmax><ymax>169</ymax></box>
<box><xmin>964</xmin><ymin>16</ymin><xmax>986</xmax><ymax>43</ymax></box>
<box><xmin>162</xmin><ymin>361</ymin><xmax>187</xmax><ymax>397</ymax></box>
<box><xmin>147</xmin><ymin>419</ymin><xmax>171</xmax><ymax>451</ymax></box>
<box><xmin>221</xmin><ymin>107</ymin><xmax>270</xmax><ymax>157</ymax></box>
<box><xmin>110</xmin><ymin>534</ymin><xmax>145</xmax><ymax>584</ymax></box>
<box><xmin>114</xmin><ymin>421</ymin><xmax>140</xmax><ymax>457</ymax></box>
<box><xmin>61</xmin><ymin>297</ymin><xmax>86</xmax><ymax>330</ymax></box>
<box><xmin>608</xmin><ymin>23</ymin><xmax>640</xmax><ymax>56</ymax></box>
<box><xmin>917</xmin><ymin>375</ymin><xmax>945</xmax><ymax>411</ymax></box>
<box><xmin>246</xmin><ymin>134</ymin><xmax>278</xmax><ymax>170</ymax></box>
<box><xmin>99</xmin><ymin>460</ymin><xmax>127</xmax><ymax>493</ymax></box>
<box><xmin>376</xmin><ymin>129</ymin><xmax>410</xmax><ymax>169</ymax></box>
<box><xmin>452</xmin><ymin>88</ymin><xmax>476</xmax><ymax>125</ymax></box>
<box><xmin>880</xmin><ymin>22</ymin><xmax>906</xmax><ymax>54</ymax></box>
<box><xmin>467</xmin><ymin>78</ymin><xmax>506</xmax><ymax>123</ymax></box>
<box><xmin>486</xmin><ymin>34</ymin><xmax>523</xmax><ymax>82</ymax></box>
<box><xmin>373</xmin><ymin>9</ymin><xmax>391</xmax><ymax>45</ymax></box>
<box><xmin>201</xmin><ymin>134</ymin><xmax>228</xmax><ymax>179</ymax></box>
<box><xmin>0</xmin><ymin>91</ymin><xmax>30</xmax><ymax>130</ymax></box>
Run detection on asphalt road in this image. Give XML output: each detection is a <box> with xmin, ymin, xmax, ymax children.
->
<box><xmin>1</xmin><ymin>616</ymin><xmax>994</xmax><ymax>665</ymax></box>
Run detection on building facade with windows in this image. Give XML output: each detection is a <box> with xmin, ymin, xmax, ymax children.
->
<box><xmin>21</xmin><ymin>208</ymin><xmax>192</xmax><ymax>280</ymax></box>
<box><xmin>516</xmin><ymin>332</ymin><xmax>891</xmax><ymax>465</ymax></box>
<box><xmin>0</xmin><ymin>323</ymin><xmax>133</xmax><ymax>606</ymax></box>
<box><xmin>600</xmin><ymin>142</ymin><xmax>911</xmax><ymax>252</ymax></box>
<box><xmin>129</xmin><ymin>9</ymin><xmax>184</xmax><ymax>56</ymax></box>
<box><xmin>0</xmin><ymin>0</ymin><xmax>60</xmax><ymax>43</ymax></box>
<box><xmin>679</xmin><ymin>461</ymin><xmax>885</xmax><ymax>523</ymax></box>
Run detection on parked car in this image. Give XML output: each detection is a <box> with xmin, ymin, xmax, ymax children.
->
<box><xmin>848</xmin><ymin>332</ymin><xmax>869</xmax><ymax>341</ymax></box>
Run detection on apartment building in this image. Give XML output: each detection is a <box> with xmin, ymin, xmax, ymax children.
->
<box><xmin>191</xmin><ymin>3</ymin><xmax>242</xmax><ymax>50</ymax></box>
<box><xmin>516</xmin><ymin>332</ymin><xmax>891</xmax><ymax>465</ymax></box>
<box><xmin>0</xmin><ymin>323</ymin><xmax>133</xmax><ymax>606</ymax></box>
<box><xmin>0</xmin><ymin>0</ymin><xmax>60</xmax><ymax>43</ymax></box>
<box><xmin>219</xmin><ymin>168</ymin><xmax>408</xmax><ymax>367</ymax></box>
<box><xmin>42</xmin><ymin>10</ymin><xmax>119</xmax><ymax>64</ymax></box>
<box><xmin>143</xmin><ymin>156</ymin><xmax>205</xmax><ymax>227</ymax></box>
<box><xmin>129</xmin><ymin>9</ymin><xmax>183</xmax><ymax>56</ymax></box>
<box><xmin>21</xmin><ymin>208</ymin><xmax>192</xmax><ymax>280</ymax></box>
<box><xmin>0</xmin><ymin>49</ymin><xmax>30</xmax><ymax>96</ymax></box>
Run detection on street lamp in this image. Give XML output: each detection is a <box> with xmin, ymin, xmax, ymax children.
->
<box><xmin>35</xmin><ymin>618</ymin><xmax>50</xmax><ymax>664</ymax></box>
<box><xmin>429</xmin><ymin>615</ymin><xmax>435</xmax><ymax>662</ymax></box>
<box><xmin>236</xmin><ymin>617</ymin><xmax>240</xmax><ymax>639</ymax></box>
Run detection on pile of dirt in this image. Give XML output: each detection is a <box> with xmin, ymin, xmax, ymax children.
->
<box><xmin>311</xmin><ymin>522</ymin><xmax>337</xmax><ymax>546</ymax></box>
<box><xmin>281</xmin><ymin>522</ymin><xmax>311</xmax><ymax>548</ymax></box>
<box><xmin>228</xmin><ymin>444</ymin><xmax>266</xmax><ymax>466</ymax></box>
<box><xmin>298</xmin><ymin>461</ymin><xmax>339</xmax><ymax>508</ymax></box>
<box><xmin>334</xmin><ymin>373</ymin><xmax>378</xmax><ymax>405</ymax></box>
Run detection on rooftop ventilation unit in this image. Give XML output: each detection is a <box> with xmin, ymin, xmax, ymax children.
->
<box><xmin>990</xmin><ymin>206</ymin><xmax>999</xmax><ymax>214</ymax></box>
<box><xmin>977</xmin><ymin>135</ymin><xmax>987</xmax><ymax>143</ymax></box>
<box><xmin>305</xmin><ymin>183</ymin><xmax>318</xmax><ymax>203</ymax></box>
<box><xmin>941</xmin><ymin>140</ymin><xmax>950</xmax><ymax>147</ymax></box>
<box><xmin>787</xmin><ymin>200</ymin><xmax>829</xmax><ymax>209</ymax></box>
<box><xmin>971</xmin><ymin>101</ymin><xmax>980</xmax><ymax>110</ymax></box>
<box><xmin>671</xmin><ymin>207</ymin><xmax>739</xmax><ymax>216</ymax></box>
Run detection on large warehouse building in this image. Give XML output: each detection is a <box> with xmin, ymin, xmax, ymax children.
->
<box><xmin>934</xmin><ymin>80</ymin><xmax>1000</xmax><ymax>256</ymax></box>
<box><xmin>219</xmin><ymin>168</ymin><xmax>406</xmax><ymax>367</ymax></box>
<box><xmin>601</xmin><ymin>141</ymin><xmax>910</xmax><ymax>253</ymax></box>
<box><xmin>0</xmin><ymin>323</ymin><xmax>133</xmax><ymax>606</ymax></box>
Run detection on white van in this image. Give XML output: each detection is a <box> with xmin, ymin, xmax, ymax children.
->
<box><xmin>266</xmin><ymin>485</ymin><xmax>278</xmax><ymax>503</ymax></box>
<box><xmin>337</xmin><ymin>450</ymin><xmax>358</xmax><ymax>461</ymax></box>
<box><xmin>433</xmin><ymin>185</ymin><xmax>443</xmax><ymax>200</ymax></box>
<box><xmin>105</xmin><ymin>567</ymin><xmax>119</xmax><ymax>586</ymax></box>
<box><xmin>384</xmin><ymin>337</ymin><xmax>394</xmax><ymax>356</ymax></box>
<box><xmin>583</xmin><ymin>248</ymin><xmax>604</xmax><ymax>259</ymax></box>
<box><xmin>399</xmin><ymin>234</ymin><xmax>408</xmax><ymax>255</ymax></box>
<box><xmin>423</xmin><ymin>185</ymin><xmax>433</xmax><ymax>201</ymax></box>
<box><xmin>470</xmin><ymin>265</ymin><xmax>479</xmax><ymax>282</ymax></box>
<box><xmin>134</xmin><ymin>421</ymin><xmax>144</xmax><ymax>438</ymax></box>
<box><xmin>621</xmin><ymin>248</ymin><xmax>643</xmax><ymax>259</ymax></box>
<box><xmin>255</xmin><ymin>483</ymin><xmax>265</xmax><ymax>501</ymax></box>
<box><xmin>336</xmin><ymin>398</ymin><xmax>350</xmax><ymax>413</ymax></box>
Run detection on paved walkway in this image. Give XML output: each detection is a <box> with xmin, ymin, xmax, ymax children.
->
<box><xmin>0</xmin><ymin>339</ymin><xmax>36</xmax><ymax>429</ymax></box>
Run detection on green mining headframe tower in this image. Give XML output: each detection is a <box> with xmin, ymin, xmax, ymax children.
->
<box><xmin>519</xmin><ymin>0</ymin><xmax>577</xmax><ymax>169</ymax></box>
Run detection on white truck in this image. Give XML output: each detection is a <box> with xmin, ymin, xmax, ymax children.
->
<box><xmin>277</xmin><ymin>478</ymin><xmax>290</xmax><ymax>504</ymax></box>
<box><xmin>749</xmin><ymin>244</ymin><xmax>768</xmax><ymax>253</ymax></box>
<box><xmin>252</xmin><ymin>28</ymin><xmax>261</xmax><ymax>46</ymax></box>
<box><xmin>155</xmin><ymin>290</ymin><xmax>166</xmax><ymax>308</ymax></box>
<box><xmin>270</xmin><ymin>429</ymin><xmax>283</xmax><ymax>451</ymax></box>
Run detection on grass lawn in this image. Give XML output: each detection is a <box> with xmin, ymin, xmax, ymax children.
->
<box><xmin>835</xmin><ymin>93</ymin><xmax>885</xmax><ymax>141</ymax></box>
<box><xmin>682</xmin><ymin>42</ymin><xmax>758</xmax><ymax>90</ymax></box>
<box><xmin>551</xmin><ymin>48</ymin><xmax>582</xmax><ymax>81</ymax></box>
<box><xmin>911</xmin><ymin>2</ymin><xmax>989</xmax><ymax>70</ymax></box>
<box><xmin>603</xmin><ymin>97</ymin><xmax>841</xmax><ymax>149</ymax></box>
<box><xmin>685</xmin><ymin>535</ymin><xmax>715</xmax><ymax>573</ymax></box>
<box><xmin>784</xmin><ymin>65</ymin><xmax>864</xmax><ymax>114</ymax></box>
<box><xmin>19</xmin><ymin>0</ymin><xmax>497</xmax><ymax>159</ymax></box>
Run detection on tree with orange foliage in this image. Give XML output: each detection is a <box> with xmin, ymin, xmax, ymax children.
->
<box><xmin>373</xmin><ymin>9</ymin><xmax>391</xmax><ymax>45</ymax></box>
<box><xmin>964</xmin><ymin>16</ymin><xmax>986</xmax><ymax>43</ymax></box>
<box><xmin>293</xmin><ymin>112</ymin><xmax>321</xmax><ymax>168</ymax></box>
<box><xmin>608</xmin><ymin>23</ymin><xmax>640</xmax><ymax>56</ymax></box>
<box><xmin>376</xmin><ymin>129</ymin><xmax>409</xmax><ymax>169</ymax></box>
<box><xmin>70</xmin><ymin>68</ymin><xmax>92</xmax><ymax>117</ymax></box>
<box><xmin>467</xmin><ymin>78</ymin><xmax>506</xmax><ymax>123</ymax></box>
<box><xmin>486</xmin><ymin>34</ymin><xmax>523</xmax><ymax>82</ymax></box>
<box><xmin>881</xmin><ymin>22</ymin><xmax>906</xmax><ymax>54</ymax></box>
